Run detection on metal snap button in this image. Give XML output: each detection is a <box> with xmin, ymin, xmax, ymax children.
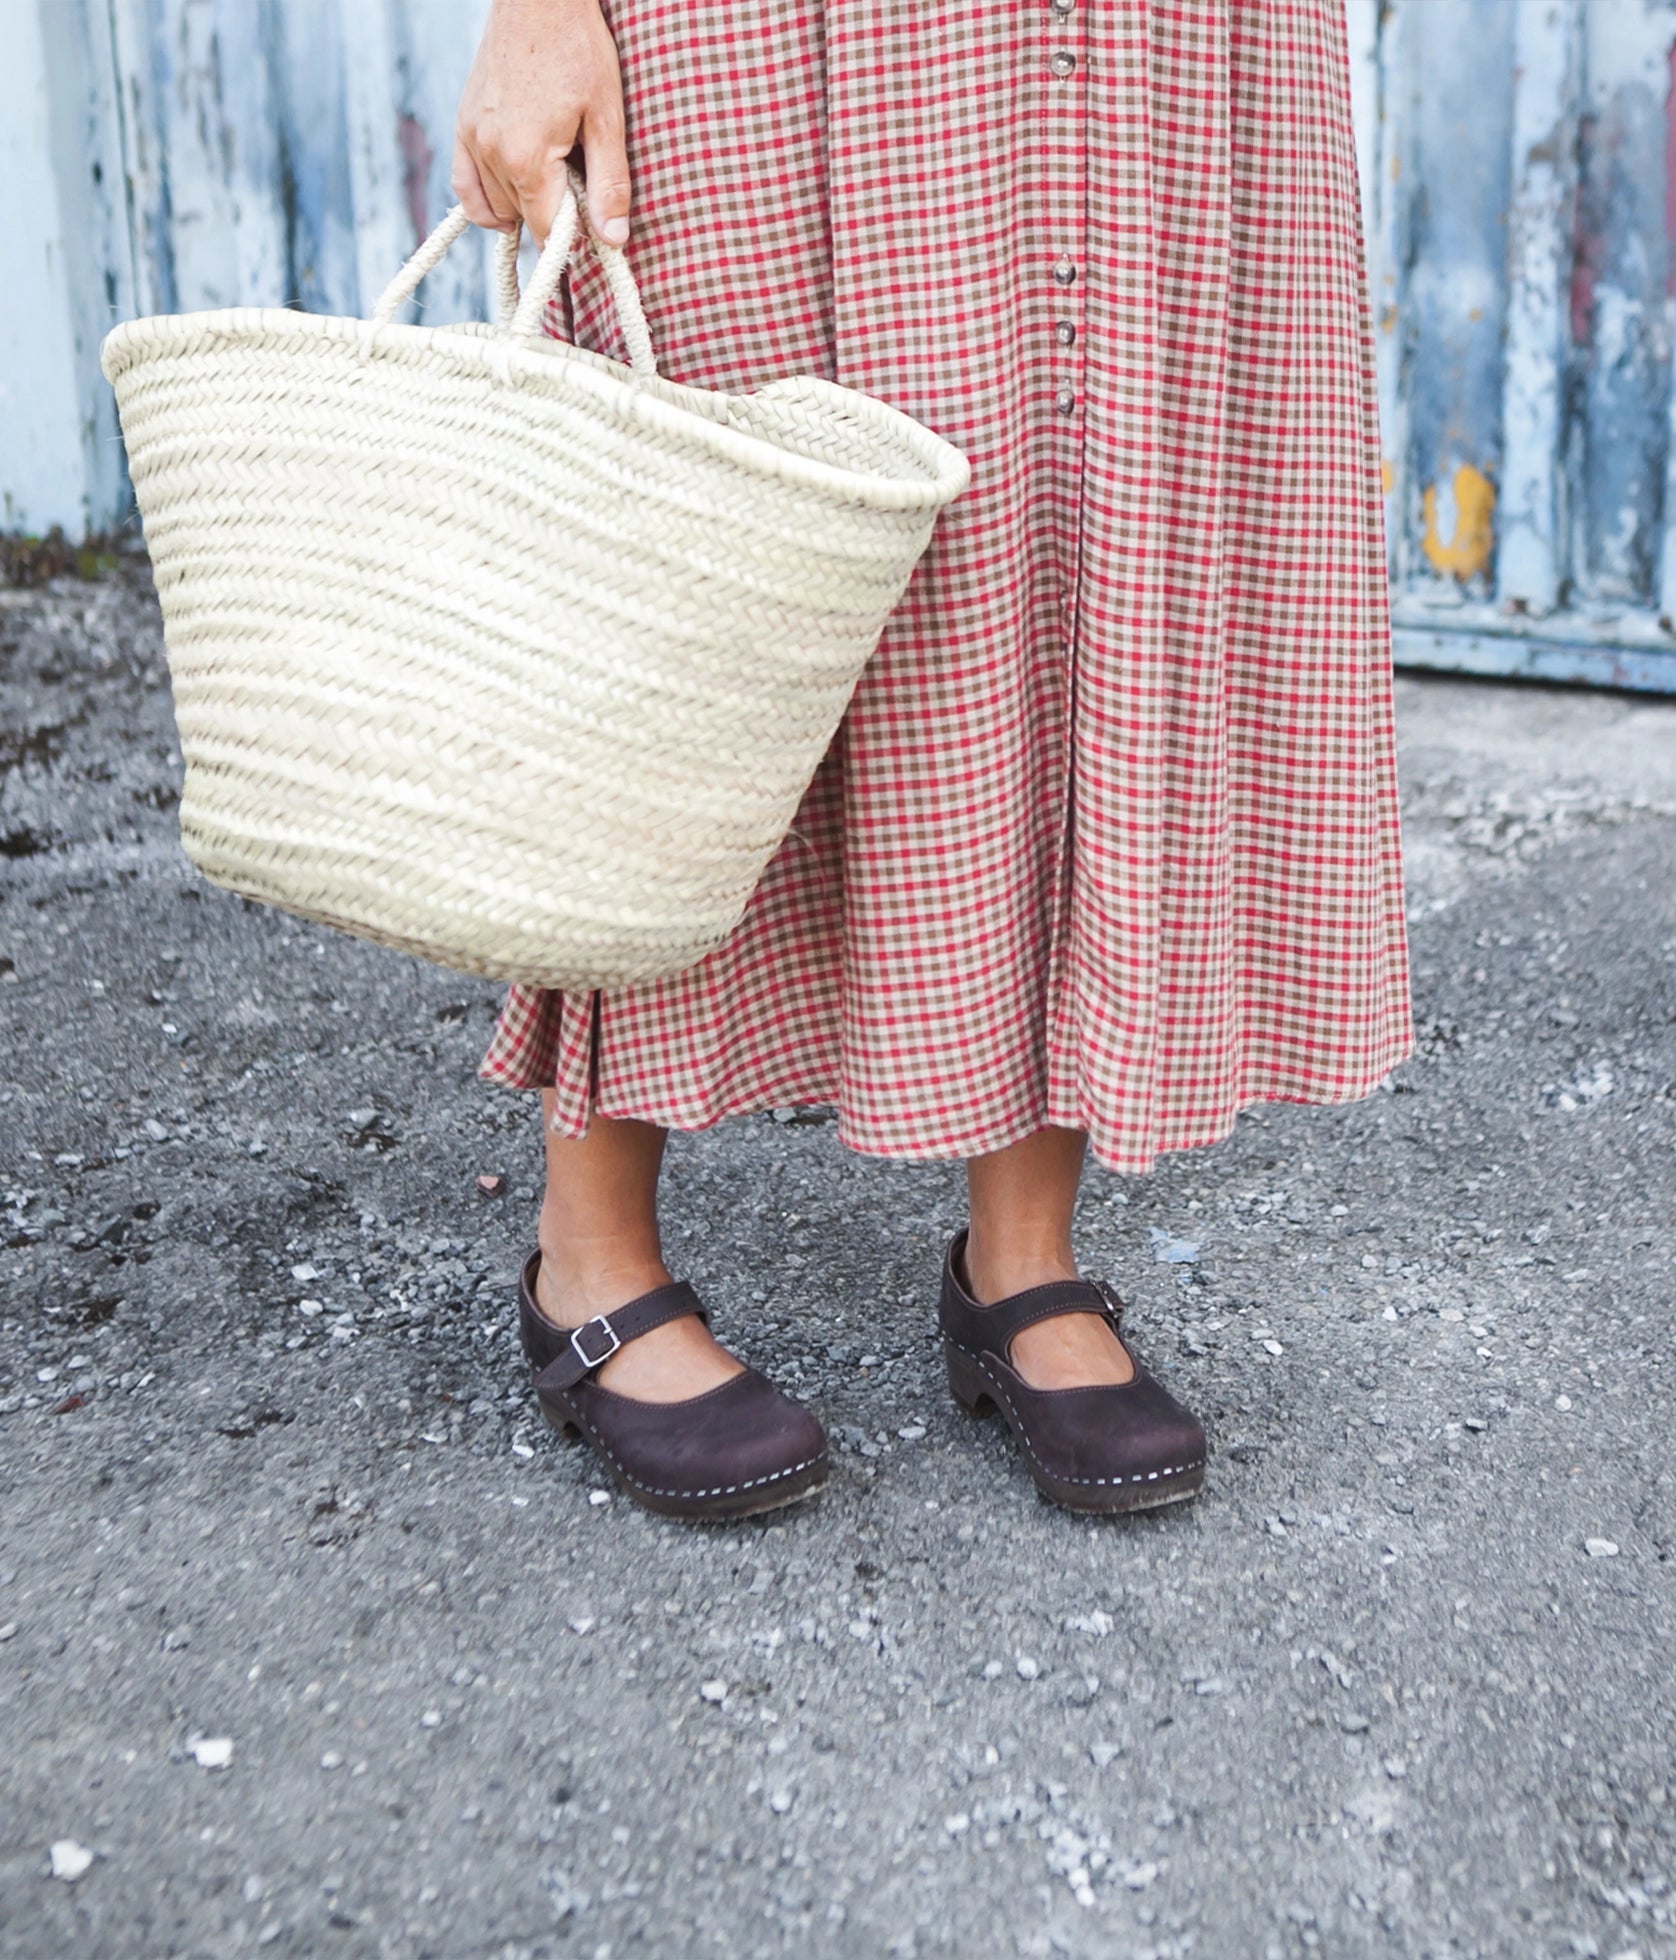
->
<box><xmin>1052</xmin><ymin>255</ymin><xmax>1077</xmax><ymax>286</ymax></box>
<box><xmin>1055</xmin><ymin>386</ymin><xmax>1076</xmax><ymax>415</ymax></box>
<box><xmin>1049</xmin><ymin>49</ymin><xmax>1077</xmax><ymax>79</ymax></box>
<box><xmin>1055</xmin><ymin>320</ymin><xmax>1077</xmax><ymax>346</ymax></box>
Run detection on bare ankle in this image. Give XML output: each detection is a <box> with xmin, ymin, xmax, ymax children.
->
<box><xmin>532</xmin><ymin>1238</ymin><xmax>672</xmax><ymax>1328</ymax></box>
<box><xmin>528</xmin><ymin>1239</ymin><xmax>744</xmax><ymax>1401</ymax></box>
<box><xmin>961</xmin><ymin>1232</ymin><xmax>1080</xmax><ymax>1306</ymax></box>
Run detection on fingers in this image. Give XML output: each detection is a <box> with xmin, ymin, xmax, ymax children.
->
<box><xmin>519</xmin><ymin>145</ymin><xmax>584</xmax><ymax>250</ymax></box>
<box><xmin>516</xmin><ymin>79</ymin><xmax>630</xmax><ymax>252</ymax></box>
<box><xmin>450</xmin><ymin>136</ymin><xmax>516</xmax><ymax>232</ymax></box>
<box><xmin>450</xmin><ymin>1</ymin><xmax>631</xmax><ymax>253</ymax></box>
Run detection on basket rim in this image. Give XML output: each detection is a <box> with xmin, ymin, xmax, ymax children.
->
<box><xmin>100</xmin><ymin>306</ymin><xmax>973</xmax><ymax>514</ymax></box>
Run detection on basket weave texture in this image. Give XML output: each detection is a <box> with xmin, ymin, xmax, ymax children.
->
<box><xmin>99</xmin><ymin>167</ymin><xmax>970</xmax><ymax>987</ymax></box>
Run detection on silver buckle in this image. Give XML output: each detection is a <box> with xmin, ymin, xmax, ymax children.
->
<box><xmin>1092</xmin><ymin>1278</ymin><xmax>1126</xmax><ymax>1330</ymax></box>
<box><xmin>570</xmin><ymin>1316</ymin><xmax>621</xmax><ymax>1371</ymax></box>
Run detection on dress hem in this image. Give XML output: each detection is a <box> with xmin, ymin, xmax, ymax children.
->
<box><xmin>476</xmin><ymin>1033</ymin><xmax>1418</xmax><ymax>1180</ymax></box>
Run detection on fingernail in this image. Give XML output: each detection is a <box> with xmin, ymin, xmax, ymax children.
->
<box><xmin>601</xmin><ymin>216</ymin><xmax>630</xmax><ymax>246</ymax></box>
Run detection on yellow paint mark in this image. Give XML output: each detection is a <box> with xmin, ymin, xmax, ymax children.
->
<box><xmin>1381</xmin><ymin>457</ymin><xmax>1394</xmax><ymax>495</ymax></box>
<box><xmin>1420</xmin><ymin>463</ymin><xmax>1495</xmax><ymax>581</ymax></box>
<box><xmin>1380</xmin><ymin>303</ymin><xmax>1398</xmax><ymax>334</ymax></box>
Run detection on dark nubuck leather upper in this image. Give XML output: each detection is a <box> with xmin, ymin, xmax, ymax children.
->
<box><xmin>518</xmin><ymin>1251</ymin><xmax>829</xmax><ymax>1509</ymax></box>
<box><xmin>938</xmin><ymin>1229</ymin><xmax>1206</xmax><ymax>1492</ymax></box>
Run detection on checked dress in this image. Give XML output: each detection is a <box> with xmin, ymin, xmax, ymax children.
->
<box><xmin>478</xmin><ymin>0</ymin><xmax>1416</xmax><ymax>1176</ymax></box>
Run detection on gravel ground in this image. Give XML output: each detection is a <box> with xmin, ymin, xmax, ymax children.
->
<box><xmin>2</xmin><ymin>564</ymin><xmax>1674</xmax><ymax>1959</ymax></box>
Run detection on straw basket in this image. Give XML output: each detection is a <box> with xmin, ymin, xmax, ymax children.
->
<box><xmin>99</xmin><ymin>166</ymin><xmax>970</xmax><ymax>988</ymax></box>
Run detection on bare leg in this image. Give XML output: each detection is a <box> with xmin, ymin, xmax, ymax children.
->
<box><xmin>534</xmin><ymin>1089</ymin><xmax>742</xmax><ymax>1401</ymax></box>
<box><xmin>962</xmin><ymin>1126</ymin><xmax>1135</xmax><ymax>1389</ymax></box>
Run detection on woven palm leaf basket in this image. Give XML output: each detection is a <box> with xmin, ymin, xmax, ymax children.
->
<box><xmin>99</xmin><ymin>165</ymin><xmax>970</xmax><ymax>988</ymax></box>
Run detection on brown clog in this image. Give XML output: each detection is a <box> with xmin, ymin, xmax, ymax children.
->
<box><xmin>939</xmin><ymin>1229</ymin><xmax>1207</xmax><ymax>1513</ymax></box>
<box><xmin>517</xmin><ymin>1250</ymin><xmax>829</xmax><ymax>1522</ymax></box>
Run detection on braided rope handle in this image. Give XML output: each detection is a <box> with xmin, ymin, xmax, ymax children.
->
<box><xmin>372</xmin><ymin>161</ymin><xmax>659</xmax><ymax>378</ymax></box>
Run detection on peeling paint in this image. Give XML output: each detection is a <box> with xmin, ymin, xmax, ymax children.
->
<box><xmin>1569</xmin><ymin>26</ymin><xmax>1670</xmax><ymax>611</ymax></box>
<box><xmin>8</xmin><ymin>0</ymin><xmax>1676</xmax><ymax>695</ymax></box>
<box><xmin>1568</xmin><ymin>109</ymin><xmax>1604</xmax><ymax>346</ymax></box>
<box><xmin>1667</xmin><ymin>38</ymin><xmax>1676</xmax><ymax>298</ymax></box>
<box><xmin>1421</xmin><ymin>464</ymin><xmax>1497</xmax><ymax>583</ymax></box>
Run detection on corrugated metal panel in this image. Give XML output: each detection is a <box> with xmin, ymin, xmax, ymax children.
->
<box><xmin>2</xmin><ymin>0</ymin><xmax>135</xmax><ymax>536</ymax></box>
<box><xmin>2</xmin><ymin>0</ymin><xmax>495</xmax><ymax>539</ymax></box>
<box><xmin>1351</xmin><ymin>0</ymin><xmax>1676</xmax><ymax>690</ymax></box>
<box><xmin>8</xmin><ymin>0</ymin><xmax>1676</xmax><ymax>691</ymax></box>
<box><xmin>93</xmin><ymin>0</ymin><xmax>496</xmax><ymax>320</ymax></box>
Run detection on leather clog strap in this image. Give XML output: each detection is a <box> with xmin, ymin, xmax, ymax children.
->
<box><xmin>972</xmin><ymin>1278</ymin><xmax>1126</xmax><ymax>1364</ymax></box>
<box><xmin>532</xmin><ymin>1280</ymin><xmax>709</xmax><ymax>1394</ymax></box>
<box><xmin>941</xmin><ymin>1229</ymin><xmax>1126</xmax><ymax>1365</ymax></box>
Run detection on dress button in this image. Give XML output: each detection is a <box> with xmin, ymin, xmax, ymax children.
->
<box><xmin>1050</xmin><ymin>0</ymin><xmax>1074</xmax><ymax>13</ymax></box>
<box><xmin>1055</xmin><ymin>386</ymin><xmax>1076</xmax><ymax>415</ymax></box>
<box><xmin>1052</xmin><ymin>255</ymin><xmax>1077</xmax><ymax>286</ymax></box>
<box><xmin>1055</xmin><ymin>320</ymin><xmax>1077</xmax><ymax>347</ymax></box>
<box><xmin>1048</xmin><ymin>49</ymin><xmax>1077</xmax><ymax>79</ymax></box>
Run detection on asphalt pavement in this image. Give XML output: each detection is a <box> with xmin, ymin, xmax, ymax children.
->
<box><xmin>2</xmin><ymin>561</ymin><xmax>1674</xmax><ymax>1958</ymax></box>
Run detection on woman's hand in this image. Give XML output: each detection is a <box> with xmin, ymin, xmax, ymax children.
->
<box><xmin>452</xmin><ymin>0</ymin><xmax>630</xmax><ymax>248</ymax></box>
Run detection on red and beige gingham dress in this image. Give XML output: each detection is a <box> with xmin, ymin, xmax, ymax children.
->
<box><xmin>479</xmin><ymin>0</ymin><xmax>1415</xmax><ymax>1176</ymax></box>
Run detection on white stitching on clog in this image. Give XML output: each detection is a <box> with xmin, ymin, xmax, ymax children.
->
<box><xmin>537</xmin><ymin>1379</ymin><xmax>827</xmax><ymax>1502</ymax></box>
<box><xmin>946</xmin><ymin>1338</ymin><xmax>1206</xmax><ymax>1488</ymax></box>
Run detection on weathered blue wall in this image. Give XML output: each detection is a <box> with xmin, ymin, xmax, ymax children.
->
<box><xmin>7</xmin><ymin>0</ymin><xmax>1676</xmax><ymax>688</ymax></box>
<box><xmin>2</xmin><ymin>0</ymin><xmax>495</xmax><ymax>541</ymax></box>
<box><xmin>1347</xmin><ymin>0</ymin><xmax>1676</xmax><ymax>688</ymax></box>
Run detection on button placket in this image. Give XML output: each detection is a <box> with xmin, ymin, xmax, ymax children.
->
<box><xmin>1044</xmin><ymin>0</ymin><xmax>1086</xmax><ymax>432</ymax></box>
<box><xmin>1037</xmin><ymin>0</ymin><xmax>1091</xmax><ymax>1069</ymax></box>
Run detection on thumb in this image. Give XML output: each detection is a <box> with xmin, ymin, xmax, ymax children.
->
<box><xmin>580</xmin><ymin>100</ymin><xmax>632</xmax><ymax>247</ymax></box>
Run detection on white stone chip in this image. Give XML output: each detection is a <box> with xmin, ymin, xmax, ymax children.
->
<box><xmin>190</xmin><ymin>1737</ymin><xmax>234</xmax><ymax>1770</ymax></box>
<box><xmin>50</xmin><ymin>1840</ymin><xmax>94</xmax><ymax>1882</ymax></box>
<box><xmin>1584</xmin><ymin>1537</ymin><xmax>1620</xmax><ymax>1558</ymax></box>
<box><xmin>1065</xmin><ymin>1609</ymin><xmax>1114</xmax><ymax>1637</ymax></box>
<box><xmin>699</xmin><ymin>1679</ymin><xmax>728</xmax><ymax>1704</ymax></box>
